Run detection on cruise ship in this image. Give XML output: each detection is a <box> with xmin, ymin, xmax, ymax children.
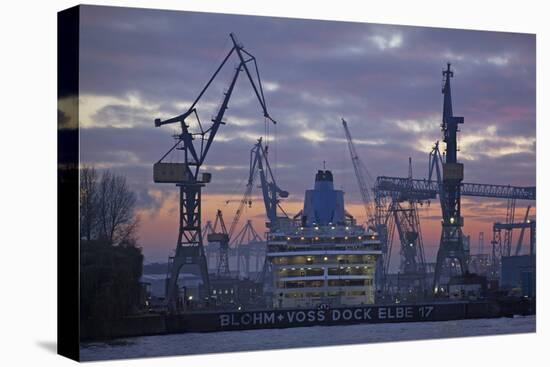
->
<box><xmin>266</xmin><ymin>170</ymin><xmax>383</xmax><ymax>309</ymax></box>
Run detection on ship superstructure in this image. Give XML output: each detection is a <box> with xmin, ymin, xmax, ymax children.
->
<box><xmin>267</xmin><ymin>170</ymin><xmax>382</xmax><ymax>308</ymax></box>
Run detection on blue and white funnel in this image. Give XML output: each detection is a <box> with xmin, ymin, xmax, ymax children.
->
<box><xmin>302</xmin><ymin>170</ymin><xmax>345</xmax><ymax>226</ymax></box>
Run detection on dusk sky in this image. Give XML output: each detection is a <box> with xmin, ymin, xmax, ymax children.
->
<box><xmin>67</xmin><ymin>5</ymin><xmax>536</xmax><ymax>266</ymax></box>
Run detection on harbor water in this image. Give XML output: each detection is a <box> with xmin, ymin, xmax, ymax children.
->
<box><xmin>80</xmin><ymin>315</ymin><xmax>535</xmax><ymax>361</ymax></box>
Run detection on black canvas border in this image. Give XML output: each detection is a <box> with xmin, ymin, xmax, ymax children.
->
<box><xmin>57</xmin><ymin>5</ymin><xmax>80</xmax><ymax>362</ymax></box>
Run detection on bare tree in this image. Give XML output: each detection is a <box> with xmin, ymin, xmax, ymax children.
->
<box><xmin>80</xmin><ymin>167</ymin><xmax>139</xmax><ymax>245</ymax></box>
<box><xmin>80</xmin><ymin>166</ymin><xmax>98</xmax><ymax>241</ymax></box>
<box><xmin>97</xmin><ymin>170</ymin><xmax>139</xmax><ymax>245</ymax></box>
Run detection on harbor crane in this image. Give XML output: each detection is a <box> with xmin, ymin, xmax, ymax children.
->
<box><xmin>374</xmin><ymin>64</ymin><xmax>535</xmax><ymax>296</ymax></box>
<box><xmin>376</xmin><ymin>159</ymin><xmax>535</xmax><ymax>286</ymax></box>
<box><xmin>343</xmin><ymin>118</ymin><xmax>427</xmax><ymax>293</ymax></box>
<box><xmin>342</xmin><ymin>118</ymin><xmax>375</xmax><ymax>224</ymax></box>
<box><xmin>391</xmin><ymin>158</ymin><xmax>427</xmax><ymax>295</ymax></box>
<box><xmin>228</xmin><ymin>137</ymin><xmax>289</xmax><ymax>238</ymax></box>
<box><xmin>493</xmin><ymin>220</ymin><xmax>536</xmax><ymax>256</ymax></box>
<box><xmin>490</xmin><ymin>216</ymin><xmax>536</xmax><ymax>279</ymax></box>
<box><xmin>490</xmin><ymin>205</ymin><xmax>534</xmax><ymax>276</ymax></box>
<box><xmin>375</xmin><ymin>174</ymin><xmax>535</xmax><ymax>201</ymax></box>
<box><xmin>342</xmin><ymin>118</ymin><xmax>393</xmax><ymax>292</ymax></box>
<box><xmin>232</xmin><ymin>220</ymin><xmax>263</xmax><ymax>247</ymax></box>
<box><xmin>431</xmin><ymin>63</ymin><xmax>467</xmax><ymax>294</ymax></box>
<box><xmin>232</xmin><ymin>220</ymin><xmax>264</xmax><ymax>277</ymax></box>
<box><xmin>228</xmin><ymin>138</ymin><xmax>290</xmax><ymax>283</ymax></box>
<box><xmin>208</xmin><ymin>209</ymin><xmax>231</xmax><ymax>277</ymax></box>
<box><xmin>153</xmin><ymin>33</ymin><xmax>276</xmax><ymax>312</ymax></box>
<box><xmin>514</xmin><ymin>205</ymin><xmax>532</xmax><ymax>256</ymax></box>
<box><xmin>251</xmin><ymin>138</ymin><xmax>289</xmax><ymax>230</ymax></box>
<box><xmin>206</xmin><ymin>137</ymin><xmax>287</xmax><ymax>279</ymax></box>
<box><xmin>371</xmin><ymin>157</ymin><xmax>428</xmax><ymax>295</ymax></box>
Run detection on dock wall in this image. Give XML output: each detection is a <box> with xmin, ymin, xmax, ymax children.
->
<box><xmin>80</xmin><ymin>299</ymin><xmax>533</xmax><ymax>341</ymax></box>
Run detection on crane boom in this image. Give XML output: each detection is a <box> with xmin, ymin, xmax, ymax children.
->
<box><xmin>342</xmin><ymin>118</ymin><xmax>374</xmax><ymax>223</ymax></box>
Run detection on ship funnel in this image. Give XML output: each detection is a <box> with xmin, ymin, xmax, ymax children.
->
<box><xmin>302</xmin><ymin>170</ymin><xmax>345</xmax><ymax>226</ymax></box>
